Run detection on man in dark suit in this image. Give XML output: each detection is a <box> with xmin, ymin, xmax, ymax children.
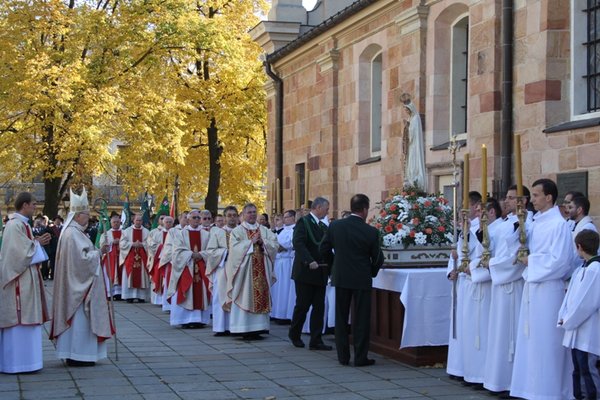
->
<box><xmin>288</xmin><ymin>197</ymin><xmax>332</xmax><ymax>351</ymax></box>
<box><xmin>320</xmin><ymin>194</ymin><xmax>383</xmax><ymax>366</ymax></box>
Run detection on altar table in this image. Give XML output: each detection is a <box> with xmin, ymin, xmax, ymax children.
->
<box><xmin>369</xmin><ymin>267</ymin><xmax>450</xmax><ymax>366</ymax></box>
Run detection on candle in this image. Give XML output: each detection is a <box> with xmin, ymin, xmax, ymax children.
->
<box><xmin>304</xmin><ymin>162</ymin><xmax>310</xmax><ymax>208</ymax></box>
<box><xmin>295</xmin><ymin>171</ymin><xmax>300</xmax><ymax>209</ymax></box>
<box><xmin>481</xmin><ymin>145</ymin><xmax>487</xmax><ymax>204</ymax></box>
<box><xmin>271</xmin><ymin>181</ymin><xmax>275</xmax><ymax>213</ymax></box>
<box><xmin>276</xmin><ymin>178</ymin><xmax>281</xmax><ymax>214</ymax></box>
<box><xmin>463</xmin><ymin>153</ymin><xmax>470</xmax><ymax>210</ymax></box>
<box><xmin>515</xmin><ymin>135</ymin><xmax>523</xmax><ymax>197</ymax></box>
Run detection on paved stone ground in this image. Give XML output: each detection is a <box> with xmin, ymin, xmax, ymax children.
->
<box><xmin>0</xmin><ymin>282</ymin><xmax>494</xmax><ymax>400</ymax></box>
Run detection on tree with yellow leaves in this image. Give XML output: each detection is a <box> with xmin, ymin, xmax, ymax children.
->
<box><xmin>0</xmin><ymin>0</ymin><xmax>267</xmax><ymax>217</ymax></box>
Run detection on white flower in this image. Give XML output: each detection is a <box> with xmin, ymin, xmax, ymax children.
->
<box><xmin>425</xmin><ymin>215</ymin><xmax>438</xmax><ymax>223</ymax></box>
<box><xmin>445</xmin><ymin>232</ymin><xmax>454</xmax><ymax>243</ymax></box>
<box><xmin>395</xmin><ymin>230</ymin><xmax>407</xmax><ymax>241</ymax></box>
<box><xmin>383</xmin><ymin>234</ymin><xmax>396</xmax><ymax>247</ymax></box>
<box><xmin>414</xmin><ymin>232</ymin><xmax>428</xmax><ymax>245</ymax></box>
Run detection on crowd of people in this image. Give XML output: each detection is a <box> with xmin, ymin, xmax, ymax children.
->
<box><xmin>447</xmin><ymin>179</ymin><xmax>600</xmax><ymax>400</ymax></box>
<box><xmin>0</xmin><ymin>191</ymin><xmax>384</xmax><ymax>373</ymax></box>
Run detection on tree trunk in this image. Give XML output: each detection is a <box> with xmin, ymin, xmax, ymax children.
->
<box><xmin>43</xmin><ymin>176</ymin><xmax>62</xmax><ymax>218</ymax></box>
<box><xmin>205</xmin><ymin>117</ymin><xmax>222</xmax><ymax>216</ymax></box>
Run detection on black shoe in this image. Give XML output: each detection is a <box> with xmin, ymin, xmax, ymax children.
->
<box><xmin>112</xmin><ymin>295</ymin><xmax>122</xmax><ymax>301</ymax></box>
<box><xmin>448</xmin><ymin>374</ymin><xmax>464</xmax><ymax>381</ymax></box>
<box><xmin>339</xmin><ymin>360</ymin><xmax>350</xmax><ymax>366</ymax></box>
<box><xmin>354</xmin><ymin>359</ymin><xmax>375</xmax><ymax>367</ymax></box>
<box><xmin>309</xmin><ymin>343</ymin><xmax>332</xmax><ymax>351</ymax></box>
<box><xmin>137</xmin><ymin>299</ymin><xmax>146</xmax><ymax>303</ymax></box>
<box><xmin>126</xmin><ymin>299</ymin><xmax>134</xmax><ymax>303</ymax></box>
<box><xmin>181</xmin><ymin>323</ymin><xmax>193</xmax><ymax>329</ymax></box>
<box><xmin>289</xmin><ymin>337</ymin><xmax>305</xmax><ymax>348</ymax></box>
<box><xmin>66</xmin><ymin>359</ymin><xmax>95</xmax><ymax>367</ymax></box>
<box><xmin>214</xmin><ymin>331</ymin><xmax>230</xmax><ymax>337</ymax></box>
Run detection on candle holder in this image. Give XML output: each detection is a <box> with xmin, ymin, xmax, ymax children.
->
<box><xmin>480</xmin><ymin>210</ymin><xmax>491</xmax><ymax>268</ymax></box>
<box><xmin>460</xmin><ymin>208</ymin><xmax>470</xmax><ymax>273</ymax></box>
<box><xmin>514</xmin><ymin>196</ymin><xmax>529</xmax><ymax>265</ymax></box>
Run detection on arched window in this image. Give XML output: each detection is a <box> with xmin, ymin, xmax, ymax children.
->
<box><xmin>450</xmin><ymin>16</ymin><xmax>468</xmax><ymax>138</ymax></box>
<box><xmin>371</xmin><ymin>53</ymin><xmax>383</xmax><ymax>153</ymax></box>
<box><xmin>358</xmin><ymin>44</ymin><xmax>383</xmax><ymax>161</ymax></box>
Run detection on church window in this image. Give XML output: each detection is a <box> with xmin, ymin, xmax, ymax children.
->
<box><xmin>572</xmin><ymin>0</ymin><xmax>600</xmax><ymax>119</ymax></box>
<box><xmin>450</xmin><ymin>16</ymin><xmax>468</xmax><ymax>139</ymax></box>
<box><xmin>358</xmin><ymin>44</ymin><xmax>383</xmax><ymax>162</ymax></box>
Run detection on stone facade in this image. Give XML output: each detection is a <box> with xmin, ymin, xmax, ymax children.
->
<box><xmin>254</xmin><ymin>0</ymin><xmax>599</xmax><ymax>221</ymax></box>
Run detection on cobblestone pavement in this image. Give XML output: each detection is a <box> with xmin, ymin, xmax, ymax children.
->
<box><xmin>0</xmin><ymin>282</ymin><xmax>494</xmax><ymax>399</ymax></box>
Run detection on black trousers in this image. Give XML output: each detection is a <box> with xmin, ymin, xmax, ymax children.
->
<box><xmin>288</xmin><ymin>281</ymin><xmax>326</xmax><ymax>346</ymax></box>
<box><xmin>335</xmin><ymin>287</ymin><xmax>371</xmax><ymax>364</ymax></box>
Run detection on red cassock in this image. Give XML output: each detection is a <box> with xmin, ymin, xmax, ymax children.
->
<box><xmin>151</xmin><ymin>231</ymin><xmax>168</xmax><ymax>294</ymax></box>
<box><xmin>102</xmin><ymin>230</ymin><xmax>122</xmax><ymax>286</ymax></box>
<box><xmin>123</xmin><ymin>229</ymin><xmax>148</xmax><ymax>288</ymax></box>
<box><xmin>176</xmin><ymin>230</ymin><xmax>211</xmax><ymax>310</ymax></box>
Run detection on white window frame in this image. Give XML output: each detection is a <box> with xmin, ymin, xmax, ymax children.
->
<box><xmin>370</xmin><ymin>52</ymin><xmax>383</xmax><ymax>155</ymax></box>
<box><xmin>571</xmin><ymin>0</ymin><xmax>600</xmax><ymax>120</ymax></box>
<box><xmin>449</xmin><ymin>14</ymin><xmax>469</xmax><ymax>141</ymax></box>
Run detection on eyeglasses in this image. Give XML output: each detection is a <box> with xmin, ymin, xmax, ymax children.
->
<box><xmin>190</xmin><ymin>216</ymin><xmax>201</xmax><ymax>220</ymax></box>
<box><xmin>201</xmin><ymin>217</ymin><xmax>211</xmax><ymax>220</ymax></box>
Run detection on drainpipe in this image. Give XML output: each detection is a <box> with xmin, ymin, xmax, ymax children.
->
<box><xmin>264</xmin><ymin>61</ymin><xmax>284</xmax><ymax>211</ymax></box>
<box><xmin>500</xmin><ymin>0</ymin><xmax>514</xmax><ymax>196</ymax></box>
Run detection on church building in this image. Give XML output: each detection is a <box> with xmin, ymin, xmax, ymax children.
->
<box><xmin>252</xmin><ymin>0</ymin><xmax>599</xmax><ymax>219</ymax></box>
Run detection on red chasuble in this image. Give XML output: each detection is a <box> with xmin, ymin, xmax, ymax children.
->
<box><xmin>151</xmin><ymin>231</ymin><xmax>168</xmax><ymax>294</ymax></box>
<box><xmin>102</xmin><ymin>230</ymin><xmax>122</xmax><ymax>286</ymax></box>
<box><xmin>123</xmin><ymin>229</ymin><xmax>147</xmax><ymax>288</ymax></box>
<box><xmin>176</xmin><ymin>230</ymin><xmax>210</xmax><ymax>310</ymax></box>
<box><xmin>246</xmin><ymin>228</ymin><xmax>270</xmax><ymax>314</ymax></box>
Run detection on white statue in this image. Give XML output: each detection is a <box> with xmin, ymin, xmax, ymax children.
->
<box><xmin>402</xmin><ymin>94</ymin><xmax>426</xmax><ymax>189</ymax></box>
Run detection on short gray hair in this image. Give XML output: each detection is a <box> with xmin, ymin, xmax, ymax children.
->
<box><xmin>311</xmin><ymin>197</ymin><xmax>329</xmax><ymax>210</ymax></box>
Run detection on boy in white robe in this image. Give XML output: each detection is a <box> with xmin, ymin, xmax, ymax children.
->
<box><xmin>558</xmin><ymin>229</ymin><xmax>600</xmax><ymax>400</ymax></box>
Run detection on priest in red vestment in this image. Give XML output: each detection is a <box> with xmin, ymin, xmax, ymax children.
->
<box><xmin>226</xmin><ymin>203</ymin><xmax>279</xmax><ymax>340</ymax></box>
<box><xmin>167</xmin><ymin>210</ymin><xmax>212</xmax><ymax>328</ymax></box>
<box><xmin>119</xmin><ymin>214</ymin><xmax>150</xmax><ymax>303</ymax></box>
<box><xmin>149</xmin><ymin>216</ymin><xmax>173</xmax><ymax>306</ymax></box>
<box><xmin>99</xmin><ymin>213</ymin><xmax>123</xmax><ymax>300</ymax></box>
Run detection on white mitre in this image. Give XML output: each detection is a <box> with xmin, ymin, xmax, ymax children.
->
<box><xmin>64</xmin><ymin>187</ymin><xmax>90</xmax><ymax>228</ymax></box>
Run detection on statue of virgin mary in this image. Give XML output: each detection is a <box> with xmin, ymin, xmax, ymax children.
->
<box><xmin>401</xmin><ymin>94</ymin><xmax>426</xmax><ymax>189</ymax></box>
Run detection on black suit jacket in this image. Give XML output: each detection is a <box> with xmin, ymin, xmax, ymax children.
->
<box><xmin>291</xmin><ymin>214</ymin><xmax>329</xmax><ymax>286</ymax></box>
<box><xmin>320</xmin><ymin>215</ymin><xmax>383</xmax><ymax>290</ymax></box>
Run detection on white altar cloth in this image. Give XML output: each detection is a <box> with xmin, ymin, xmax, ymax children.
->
<box><xmin>373</xmin><ymin>268</ymin><xmax>450</xmax><ymax>348</ymax></box>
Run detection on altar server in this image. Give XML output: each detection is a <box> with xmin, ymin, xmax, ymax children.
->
<box><xmin>446</xmin><ymin>191</ymin><xmax>481</xmax><ymax>380</ymax></box>
<box><xmin>510</xmin><ymin>179</ymin><xmax>577</xmax><ymax>400</ymax></box>
<box><xmin>484</xmin><ymin>186</ymin><xmax>531</xmax><ymax>393</ymax></box>
<box><xmin>271</xmin><ymin>210</ymin><xmax>296</xmax><ymax>321</ymax></box>
<box><xmin>559</xmin><ymin>229</ymin><xmax>600</xmax><ymax>400</ymax></box>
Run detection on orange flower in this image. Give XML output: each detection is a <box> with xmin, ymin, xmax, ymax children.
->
<box><xmin>396</xmin><ymin>223</ymin><xmax>403</xmax><ymax>230</ymax></box>
<box><xmin>412</xmin><ymin>218</ymin><xmax>420</xmax><ymax>225</ymax></box>
<box><xmin>424</xmin><ymin>201</ymin><xmax>432</xmax><ymax>207</ymax></box>
<box><xmin>437</xmin><ymin>226</ymin><xmax>446</xmax><ymax>233</ymax></box>
<box><xmin>385</xmin><ymin>225</ymin><xmax>393</xmax><ymax>233</ymax></box>
<box><xmin>390</xmin><ymin>204</ymin><xmax>398</xmax><ymax>211</ymax></box>
<box><xmin>425</xmin><ymin>228</ymin><xmax>433</xmax><ymax>235</ymax></box>
<box><xmin>409</xmin><ymin>230</ymin><xmax>416</xmax><ymax>238</ymax></box>
<box><xmin>380</xmin><ymin>210</ymin><xmax>387</xmax><ymax>217</ymax></box>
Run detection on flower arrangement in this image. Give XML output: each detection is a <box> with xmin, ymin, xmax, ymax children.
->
<box><xmin>370</xmin><ymin>185</ymin><xmax>454</xmax><ymax>248</ymax></box>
